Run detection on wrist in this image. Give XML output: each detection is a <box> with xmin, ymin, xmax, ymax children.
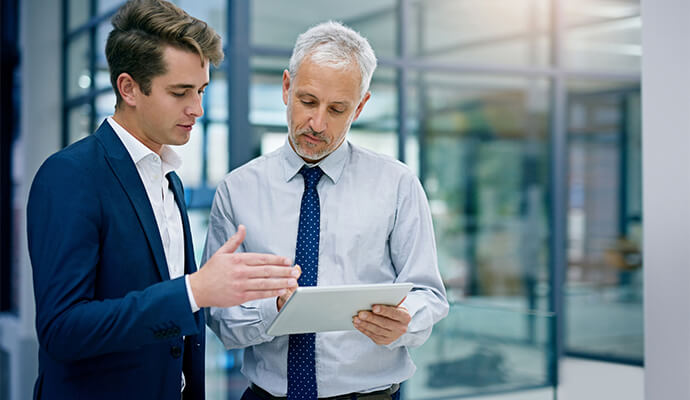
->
<box><xmin>188</xmin><ymin>272</ymin><xmax>208</xmax><ymax>308</ymax></box>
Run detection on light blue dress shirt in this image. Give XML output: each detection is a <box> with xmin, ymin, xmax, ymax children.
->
<box><xmin>203</xmin><ymin>140</ymin><xmax>449</xmax><ymax>397</ymax></box>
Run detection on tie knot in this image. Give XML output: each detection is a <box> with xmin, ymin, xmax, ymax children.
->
<box><xmin>299</xmin><ymin>166</ymin><xmax>323</xmax><ymax>190</ymax></box>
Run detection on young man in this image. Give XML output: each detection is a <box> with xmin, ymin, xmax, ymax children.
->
<box><xmin>203</xmin><ymin>21</ymin><xmax>449</xmax><ymax>400</ymax></box>
<box><xmin>27</xmin><ymin>1</ymin><xmax>299</xmax><ymax>399</ymax></box>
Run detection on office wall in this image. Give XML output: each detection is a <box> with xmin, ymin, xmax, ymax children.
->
<box><xmin>642</xmin><ymin>0</ymin><xmax>690</xmax><ymax>398</ymax></box>
<box><xmin>0</xmin><ymin>0</ymin><xmax>61</xmax><ymax>399</ymax></box>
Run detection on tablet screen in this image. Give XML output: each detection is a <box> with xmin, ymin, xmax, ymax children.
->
<box><xmin>266</xmin><ymin>282</ymin><xmax>413</xmax><ymax>336</ymax></box>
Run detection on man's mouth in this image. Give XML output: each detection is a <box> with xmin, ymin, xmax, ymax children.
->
<box><xmin>301</xmin><ymin>132</ymin><xmax>325</xmax><ymax>144</ymax></box>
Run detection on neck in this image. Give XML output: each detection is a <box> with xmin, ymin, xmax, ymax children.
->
<box><xmin>112</xmin><ymin>110</ymin><xmax>162</xmax><ymax>155</ymax></box>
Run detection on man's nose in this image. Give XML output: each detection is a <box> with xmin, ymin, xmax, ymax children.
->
<box><xmin>309</xmin><ymin>107</ymin><xmax>327</xmax><ymax>133</ymax></box>
<box><xmin>187</xmin><ymin>94</ymin><xmax>204</xmax><ymax>118</ymax></box>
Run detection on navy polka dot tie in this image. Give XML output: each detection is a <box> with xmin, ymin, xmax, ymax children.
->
<box><xmin>287</xmin><ymin>166</ymin><xmax>323</xmax><ymax>400</ymax></box>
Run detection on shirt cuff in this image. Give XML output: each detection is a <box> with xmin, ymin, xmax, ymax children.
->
<box><xmin>185</xmin><ymin>275</ymin><xmax>200</xmax><ymax>313</ymax></box>
<box><xmin>258</xmin><ymin>297</ymin><xmax>280</xmax><ymax>334</ymax></box>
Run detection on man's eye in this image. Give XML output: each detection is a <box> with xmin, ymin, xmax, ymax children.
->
<box><xmin>172</xmin><ymin>92</ymin><xmax>185</xmax><ymax>97</ymax></box>
<box><xmin>301</xmin><ymin>100</ymin><xmax>315</xmax><ymax>106</ymax></box>
<box><xmin>331</xmin><ymin>108</ymin><xmax>344</xmax><ymax>114</ymax></box>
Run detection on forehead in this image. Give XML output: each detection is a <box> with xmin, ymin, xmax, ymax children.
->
<box><xmin>293</xmin><ymin>58</ymin><xmax>361</xmax><ymax>103</ymax></box>
<box><xmin>156</xmin><ymin>46</ymin><xmax>209</xmax><ymax>84</ymax></box>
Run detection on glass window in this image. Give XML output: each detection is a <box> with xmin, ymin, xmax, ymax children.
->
<box><xmin>411</xmin><ymin>72</ymin><xmax>551</xmax><ymax>308</ymax></box>
<box><xmin>565</xmin><ymin>79</ymin><xmax>642</xmax><ymax>361</ymax></box>
<box><xmin>68</xmin><ymin>104</ymin><xmax>92</xmax><ymax>145</ymax></box>
<box><xmin>349</xmin><ymin>67</ymin><xmax>398</xmax><ymax>159</ymax></box>
<box><xmin>95</xmin><ymin>92</ymin><xmax>116</xmax><ymax>123</ymax></box>
<box><xmin>207</xmin><ymin>70</ymin><xmax>227</xmax><ymax>121</ymax></box>
<box><xmin>177</xmin><ymin>0</ymin><xmax>227</xmax><ymax>37</ymax></box>
<box><xmin>407</xmin><ymin>304</ymin><xmax>556</xmax><ymax>399</ymax></box>
<box><xmin>250</xmin><ymin>58</ymin><xmax>288</xmax><ymax>159</ymax></box>
<box><xmin>69</xmin><ymin>0</ymin><xmax>91</xmax><ymax>32</ymax></box>
<box><xmin>67</xmin><ymin>34</ymin><xmax>91</xmax><ymax>98</ymax></box>
<box><xmin>97</xmin><ymin>0</ymin><xmax>125</xmax><ymax>15</ymax></box>
<box><xmin>251</xmin><ymin>0</ymin><xmax>397</xmax><ymax>58</ymax></box>
<box><xmin>173</xmin><ymin>125</ymin><xmax>203</xmax><ymax>187</ymax></box>
<box><xmin>408</xmin><ymin>0</ymin><xmax>551</xmax><ymax>68</ymax></box>
<box><xmin>207</xmin><ymin>123</ymin><xmax>229</xmax><ymax>186</ymax></box>
<box><xmin>250</xmin><ymin>65</ymin><xmax>286</xmax><ymax>128</ymax></box>
<box><xmin>95</xmin><ymin>23</ymin><xmax>113</xmax><ymax>90</ymax></box>
<box><xmin>564</xmin><ymin>0</ymin><xmax>641</xmax><ymax>73</ymax></box>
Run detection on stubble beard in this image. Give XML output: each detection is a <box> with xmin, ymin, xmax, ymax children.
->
<box><xmin>286</xmin><ymin>98</ymin><xmax>352</xmax><ymax>162</ymax></box>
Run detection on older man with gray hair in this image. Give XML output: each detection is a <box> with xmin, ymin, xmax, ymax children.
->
<box><xmin>203</xmin><ymin>21</ymin><xmax>448</xmax><ymax>400</ymax></box>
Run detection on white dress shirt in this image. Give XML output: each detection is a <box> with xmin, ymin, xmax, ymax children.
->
<box><xmin>203</xmin><ymin>140</ymin><xmax>449</xmax><ymax>397</ymax></box>
<box><xmin>107</xmin><ymin>117</ymin><xmax>198</xmax><ymax>311</ymax></box>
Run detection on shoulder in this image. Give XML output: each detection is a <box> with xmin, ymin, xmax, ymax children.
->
<box><xmin>35</xmin><ymin>135</ymin><xmax>104</xmax><ymax>181</ymax></box>
<box><xmin>348</xmin><ymin>142</ymin><xmax>417</xmax><ymax>181</ymax></box>
<box><xmin>216</xmin><ymin>147</ymin><xmax>283</xmax><ymax>194</ymax></box>
<box><xmin>346</xmin><ymin>143</ymin><xmax>427</xmax><ymax>206</ymax></box>
<box><xmin>28</xmin><ymin>136</ymin><xmax>107</xmax><ymax>215</ymax></box>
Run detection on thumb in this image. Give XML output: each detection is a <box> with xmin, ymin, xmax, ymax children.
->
<box><xmin>218</xmin><ymin>224</ymin><xmax>246</xmax><ymax>254</ymax></box>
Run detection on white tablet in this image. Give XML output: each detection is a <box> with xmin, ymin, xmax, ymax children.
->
<box><xmin>266</xmin><ymin>282</ymin><xmax>413</xmax><ymax>336</ymax></box>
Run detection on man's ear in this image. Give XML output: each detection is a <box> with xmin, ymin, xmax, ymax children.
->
<box><xmin>352</xmin><ymin>91</ymin><xmax>371</xmax><ymax>122</ymax></box>
<box><xmin>116</xmin><ymin>73</ymin><xmax>139</xmax><ymax>107</ymax></box>
<box><xmin>282</xmin><ymin>69</ymin><xmax>291</xmax><ymax>106</ymax></box>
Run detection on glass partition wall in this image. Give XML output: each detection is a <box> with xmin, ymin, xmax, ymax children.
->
<box><xmin>62</xmin><ymin>0</ymin><xmax>642</xmax><ymax>398</ymax></box>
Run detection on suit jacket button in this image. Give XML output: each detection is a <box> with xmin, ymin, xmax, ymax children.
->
<box><xmin>170</xmin><ymin>345</ymin><xmax>182</xmax><ymax>358</ymax></box>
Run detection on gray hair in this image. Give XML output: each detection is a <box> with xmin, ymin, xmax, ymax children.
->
<box><xmin>288</xmin><ymin>21</ymin><xmax>378</xmax><ymax>100</ymax></box>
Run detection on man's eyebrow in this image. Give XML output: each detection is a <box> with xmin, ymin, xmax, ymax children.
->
<box><xmin>296</xmin><ymin>91</ymin><xmax>350</xmax><ymax>106</ymax></box>
<box><xmin>166</xmin><ymin>82</ymin><xmax>209</xmax><ymax>90</ymax></box>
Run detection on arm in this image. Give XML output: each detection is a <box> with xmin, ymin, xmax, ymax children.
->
<box><xmin>355</xmin><ymin>172</ymin><xmax>449</xmax><ymax>348</ymax></box>
<box><xmin>202</xmin><ymin>182</ymin><xmax>287</xmax><ymax>349</ymax></box>
<box><xmin>28</xmin><ymin>156</ymin><xmax>197</xmax><ymax>362</ymax></box>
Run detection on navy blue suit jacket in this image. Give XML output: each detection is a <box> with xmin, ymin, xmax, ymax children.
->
<box><xmin>27</xmin><ymin>122</ymin><xmax>205</xmax><ymax>399</ymax></box>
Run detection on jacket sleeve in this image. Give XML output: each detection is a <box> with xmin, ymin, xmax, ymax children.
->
<box><xmin>27</xmin><ymin>154</ymin><xmax>200</xmax><ymax>362</ymax></box>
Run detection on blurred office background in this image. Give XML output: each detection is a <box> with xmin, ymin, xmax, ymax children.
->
<box><xmin>6</xmin><ymin>0</ymin><xmax>684</xmax><ymax>399</ymax></box>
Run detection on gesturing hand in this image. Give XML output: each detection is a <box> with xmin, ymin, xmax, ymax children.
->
<box><xmin>189</xmin><ymin>225</ymin><xmax>300</xmax><ymax>308</ymax></box>
<box><xmin>353</xmin><ymin>300</ymin><xmax>411</xmax><ymax>345</ymax></box>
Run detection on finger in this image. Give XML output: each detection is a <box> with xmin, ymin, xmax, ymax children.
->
<box><xmin>278</xmin><ymin>287</ymin><xmax>297</xmax><ymax>311</ymax></box>
<box><xmin>279</xmin><ymin>286</ymin><xmax>298</xmax><ymax>302</ymax></box>
<box><xmin>372</xmin><ymin>305</ymin><xmax>410</xmax><ymax>322</ymax></box>
<box><xmin>245</xmin><ymin>265</ymin><xmax>301</xmax><ymax>279</ymax></box>
<box><xmin>243</xmin><ymin>277</ymin><xmax>299</xmax><ymax>291</ymax></box>
<box><xmin>243</xmin><ymin>289</ymin><xmax>290</xmax><ymax>302</ymax></box>
<box><xmin>357</xmin><ymin>311</ymin><xmax>399</xmax><ymax>331</ymax></box>
<box><xmin>236</xmin><ymin>252</ymin><xmax>292</xmax><ymax>266</ymax></box>
<box><xmin>218</xmin><ymin>225</ymin><xmax>246</xmax><ymax>254</ymax></box>
<box><xmin>354</xmin><ymin>314</ymin><xmax>394</xmax><ymax>335</ymax></box>
<box><xmin>355</xmin><ymin>322</ymin><xmax>391</xmax><ymax>343</ymax></box>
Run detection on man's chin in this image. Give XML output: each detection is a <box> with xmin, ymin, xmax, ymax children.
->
<box><xmin>171</xmin><ymin>133</ymin><xmax>191</xmax><ymax>146</ymax></box>
<box><xmin>297</xmin><ymin>147</ymin><xmax>327</xmax><ymax>163</ymax></box>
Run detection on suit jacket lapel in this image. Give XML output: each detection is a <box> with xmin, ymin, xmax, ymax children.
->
<box><xmin>166</xmin><ymin>171</ymin><xmax>197</xmax><ymax>274</ymax></box>
<box><xmin>94</xmin><ymin>121</ymin><xmax>171</xmax><ymax>281</ymax></box>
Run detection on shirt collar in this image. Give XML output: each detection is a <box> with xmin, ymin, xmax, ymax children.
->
<box><xmin>281</xmin><ymin>137</ymin><xmax>349</xmax><ymax>184</ymax></box>
<box><xmin>107</xmin><ymin>116</ymin><xmax>182</xmax><ymax>175</ymax></box>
